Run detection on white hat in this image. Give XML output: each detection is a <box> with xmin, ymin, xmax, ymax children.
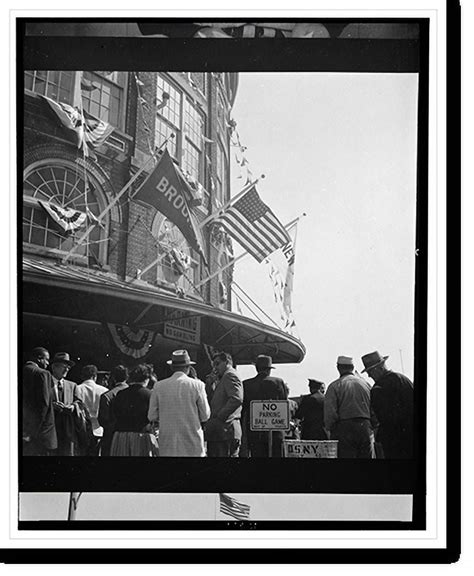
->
<box><xmin>337</xmin><ymin>355</ymin><xmax>354</xmax><ymax>366</ymax></box>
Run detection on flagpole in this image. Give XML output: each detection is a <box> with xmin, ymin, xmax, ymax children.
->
<box><xmin>61</xmin><ymin>135</ymin><xmax>174</xmax><ymax>264</ymax></box>
<box><xmin>67</xmin><ymin>492</ymin><xmax>82</xmax><ymax>521</ymax></box>
<box><xmin>194</xmin><ymin>213</ymin><xmax>306</xmax><ymax>289</ymax></box>
<box><xmin>131</xmin><ymin>178</ymin><xmax>262</xmax><ymax>281</ymax></box>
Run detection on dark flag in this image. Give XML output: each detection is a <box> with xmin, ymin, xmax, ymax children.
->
<box><xmin>212</xmin><ymin>186</ymin><xmax>291</xmax><ymax>262</ymax></box>
<box><xmin>133</xmin><ymin>149</ymin><xmax>207</xmax><ymax>263</ymax></box>
<box><xmin>219</xmin><ymin>493</ymin><xmax>251</xmax><ymax>520</ymax></box>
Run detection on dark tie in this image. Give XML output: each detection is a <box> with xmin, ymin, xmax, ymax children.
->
<box><xmin>57</xmin><ymin>380</ymin><xmax>64</xmax><ymax>402</ymax></box>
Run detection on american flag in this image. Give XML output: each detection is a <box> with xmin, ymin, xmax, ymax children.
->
<box><xmin>41</xmin><ymin>95</ymin><xmax>114</xmax><ymax>151</ymax></box>
<box><xmin>82</xmin><ymin>114</ymin><xmax>115</xmax><ymax>148</ymax></box>
<box><xmin>219</xmin><ymin>493</ymin><xmax>251</xmax><ymax>520</ymax></box>
<box><xmin>212</xmin><ymin>187</ymin><xmax>291</xmax><ymax>262</ymax></box>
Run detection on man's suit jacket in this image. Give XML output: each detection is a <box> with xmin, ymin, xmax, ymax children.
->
<box><xmin>52</xmin><ymin>378</ymin><xmax>84</xmax><ymax>455</ymax></box>
<box><xmin>206</xmin><ymin>367</ymin><xmax>243</xmax><ymax>442</ymax></box>
<box><xmin>23</xmin><ymin>361</ymin><xmax>57</xmax><ymax>452</ymax></box>
<box><xmin>243</xmin><ymin>373</ymin><xmax>288</xmax><ymax>441</ymax></box>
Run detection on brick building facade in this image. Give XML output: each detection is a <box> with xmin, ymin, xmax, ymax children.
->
<box><xmin>22</xmin><ymin>70</ymin><xmax>305</xmax><ymax>380</ymax></box>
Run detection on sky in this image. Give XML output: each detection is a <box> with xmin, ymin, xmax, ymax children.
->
<box><xmin>230</xmin><ymin>72</ymin><xmax>418</xmax><ymax>396</ymax></box>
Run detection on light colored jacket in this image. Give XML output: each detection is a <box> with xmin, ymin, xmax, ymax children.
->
<box><xmin>148</xmin><ymin>371</ymin><xmax>211</xmax><ymax>457</ymax></box>
<box><xmin>324</xmin><ymin>373</ymin><xmax>372</xmax><ymax>432</ymax></box>
<box><xmin>76</xmin><ymin>379</ymin><xmax>108</xmax><ymax>437</ymax></box>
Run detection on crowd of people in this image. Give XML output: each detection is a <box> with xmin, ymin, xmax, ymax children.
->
<box><xmin>22</xmin><ymin>346</ymin><xmax>414</xmax><ymax>458</ymax></box>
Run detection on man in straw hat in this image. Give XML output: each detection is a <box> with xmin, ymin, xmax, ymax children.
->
<box><xmin>324</xmin><ymin>356</ymin><xmax>375</xmax><ymax>458</ymax></box>
<box><xmin>361</xmin><ymin>351</ymin><xmax>414</xmax><ymax>458</ymax></box>
<box><xmin>148</xmin><ymin>349</ymin><xmax>210</xmax><ymax>457</ymax></box>
<box><xmin>50</xmin><ymin>351</ymin><xmax>91</xmax><ymax>456</ymax></box>
<box><xmin>242</xmin><ymin>355</ymin><xmax>288</xmax><ymax>457</ymax></box>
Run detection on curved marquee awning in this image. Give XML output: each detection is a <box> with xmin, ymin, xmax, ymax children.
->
<box><xmin>22</xmin><ymin>256</ymin><xmax>305</xmax><ymax>365</ymax></box>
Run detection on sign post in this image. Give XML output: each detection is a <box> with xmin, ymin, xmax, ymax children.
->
<box><xmin>250</xmin><ymin>400</ymin><xmax>290</xmax><ymax>458</ymax></box>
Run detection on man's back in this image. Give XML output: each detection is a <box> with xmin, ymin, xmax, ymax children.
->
<box><xmin>243</xmin><ymin>373</ymin><xmax>287</xmax><ymax>452</ymax></box>
<box><xmin>371</xmin><ymin>370</ymin><xmax>413</xmax><ymax>452</ymax></box>
<box><xmin>324</xmin><ymin>374</ymin><xmax>371</xmax><ymax>430</ymax></box>
<box><xmin>295</xmin><ymin>392</ymin><xmax>326</xmax><ymax>440</ymax></box>
<box><xmin>150</xmin><ymin>372</ymin><xmax>210</xmax><ymax>457</ymax></box>
<box><xmin>76</xmin><ymin>380</ymin><xmax>108</xmax><ymax>435</ymax></box>
<box><xmin>243</xmin><ymin>374</ymin><xmax>287</xmax><ymax>411</ymax></box>
<box><xmin>23</xmin><ymin>361</ymin><xmax>57</xmax><ymax>451</ymax></box>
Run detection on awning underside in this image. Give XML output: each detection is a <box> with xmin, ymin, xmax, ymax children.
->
<box><xmin>22</xmin><ymin>257</ymin><xmax>305</xmax><ymax>365</ymax></box>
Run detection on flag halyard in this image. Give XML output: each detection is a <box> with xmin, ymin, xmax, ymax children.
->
<box><xmin>219</xmin><ymin>493</ymin><xmax>251</xmax><ymax>520</ymax></box>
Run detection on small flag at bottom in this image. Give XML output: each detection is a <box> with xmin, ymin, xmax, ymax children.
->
<box><xmin>219</xmin><ymin>493</ymin><xmax>250</xmax><ymax>520</ymax></box>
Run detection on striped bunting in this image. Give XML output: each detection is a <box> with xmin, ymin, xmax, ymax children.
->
<box><xmin>219</xmin><ymin>493</ymin><xmax>250</xmax><ymax>520</ymax></box>
<box><xmin>38</xmin><ymin>200</ymin><xmax>87</xmax><ymax>232</ymax></box>
<box><xmin>212</xmin><ymin>187</ymin><xmax>291</xmax><ymax>262</ymax></box>
<box><xmin>83</xmin><ymin>115</ymin><xmax>115</xmax><ymax>148</ymax></box>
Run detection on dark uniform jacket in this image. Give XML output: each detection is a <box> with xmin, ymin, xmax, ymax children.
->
<box><xmin>23</xmin><ymin>361</ymin><xmax>57</xmax><ymax>453</ymax></box>
<box><xmin>295</xmin><ymin>391</ymin><xmax>327</xmax><ymax>440</ymax></box>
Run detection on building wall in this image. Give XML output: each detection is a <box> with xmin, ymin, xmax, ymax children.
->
<box><xmin>22</xmin><ymin>70</ymin><xmax>237</xmax><ymax>310</ymax></box>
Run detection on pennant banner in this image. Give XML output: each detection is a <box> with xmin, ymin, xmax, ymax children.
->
<box><xmin>133</xmin><ymin>149</ymin><xmax>207</xmax><ymax>263</ymax></box>
<box><xmin>38</xmin><ymin>200</ymin><xmax>87</xmax><ymax>232</ymax></box>
<box><xmin>266</xmin><ymin>220</ymin><xmax>299</xmax><ymax>335</ymax></box>
<box><xmin>106</xmin><ymin>323</ymin><xmax>157</xmax><ymax>359</ymax></box>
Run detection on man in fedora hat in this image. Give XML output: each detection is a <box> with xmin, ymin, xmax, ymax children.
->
<box><xmin>242</xmin><ymin>354</ymin><xmax>288</xmax><ymax>457</ymax></box>
<box><xmin>22</xmin><ymin>346</ymin><xmax>57</xmax><ymax>455</ymax></box>
<box><xmin>324</xmin><ymin>356</ymin><xmax>374</xmax><ymax>458</ymax></box>
<box><xmin>205</xmin><ymin>351</ymin><xmax>243</xmax><ymax>457</ymax></box>
<box><xmin>148</xmin><ymin>349</ymin><xmax>210</xmax><ymax>457</ymax></box>
<box><xmin>361</xmin><ymin>351</ymin><xmax>414</xmax><ymax>458</ymax></box>
<box><xmin>50</xmin><ymin>352</ymin><xmax>86</xmax><ymax>455</ymax></box>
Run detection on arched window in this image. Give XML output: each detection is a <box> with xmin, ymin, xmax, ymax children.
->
<box><xmin>152</xmin><ymin>213</ymin><xmax>200</xmax><ymax>293</ymax></box>
<box><xmin>23</xmin><ymin>159</ymin><xmax>109</xmax><ymax>265</ymax></box>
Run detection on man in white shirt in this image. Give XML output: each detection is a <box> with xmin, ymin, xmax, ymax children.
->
<box><xmin>148</xmin><ymin>350</ymin><xmax>210</xmax><ymax>457</ymax></box>
<box><xmin>76</xmin><ymin>364</ymin><xmax>108</xmax><ymax>454</ymax></box>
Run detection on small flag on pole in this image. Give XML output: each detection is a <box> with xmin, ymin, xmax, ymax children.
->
<box><xmin>211</xmin><ymin>186</ymin><xmax>291</xmax><ymax>263</ymax></box>
<box><xmin>219</xmin><ymin>493</ymin><xmax>250</xmax><ymax>520</ymax></box>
